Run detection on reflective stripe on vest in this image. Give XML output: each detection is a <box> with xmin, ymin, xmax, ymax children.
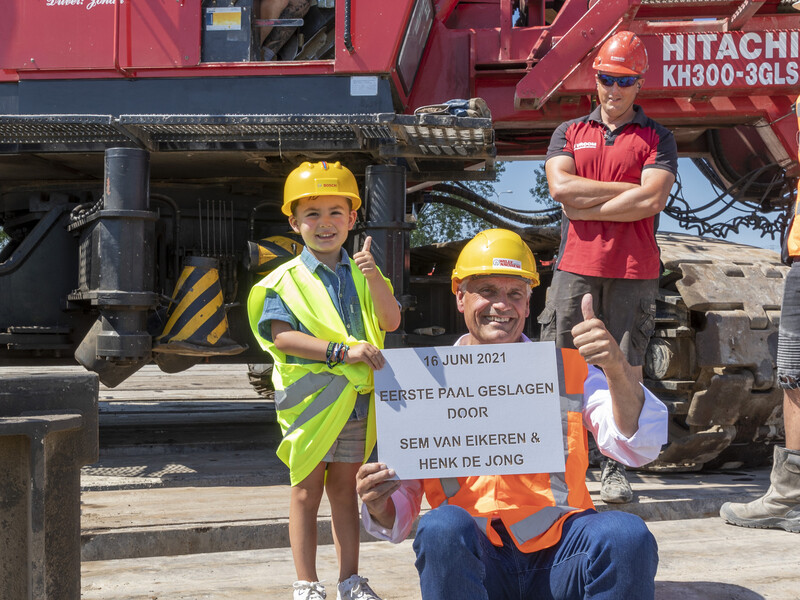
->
<box><xmin>283</xmin><ymin>373</ymin><xmax>350</xmax><ymax>437</ymax></box>
<box><xmin>552</xmin><ymin>351</ymin><xmax>583</xmax><ymax>507</ymax></box>
<box><xmin>440</xmin><ymin>477</ymin><xmax>460</xmax><ymax>499</ymax></box>
<box><xmin>508</xmin><ymin>505</ymin><xmax>575</xmax><ymax>544</ymax></box>
<box><xmin>428</xmin><ymin>347</ymin><xmax>591</xmax><ymax>553</ymax></box>
<box><xmin>473</xmin><ymin>516</ymin><xmax>489</xmax><ymax>535</ymax></box>
<box><xmin>549</xmin><ymin>471</ymin><xmax>569</xmax><ymax>507</ymax></box>
<box><xmin>274</xmin><ymin>371</ymin><xmax>336</xmax><ymax>411</ymax></box>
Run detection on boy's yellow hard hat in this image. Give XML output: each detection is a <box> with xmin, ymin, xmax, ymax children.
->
<box><xmin>282</xmin><ymin>161</ymin><xmax>362</xmax><ymax>216</ymax></box>
<box><xmin>451</xmin><ymin>229</ymin><xmax>539</xmax><ymax>293</ymax></box>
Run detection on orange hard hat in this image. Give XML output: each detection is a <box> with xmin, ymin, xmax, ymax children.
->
<box><xmin>592</xmin><ymin>31</ymin><xmax>648</xmax><ymax>76</ymax></box>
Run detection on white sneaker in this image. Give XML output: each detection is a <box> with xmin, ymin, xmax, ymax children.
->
<box><xmin>293</xmin><ymin>580</ymin><xmax>326</xmax><ymax>600</ymax></box>
<box><xmin>336</xmin><ymin>575</ymin><xmax>382</xmax><ymax>600</ymax></box>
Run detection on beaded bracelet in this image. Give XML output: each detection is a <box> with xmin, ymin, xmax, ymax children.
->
<box><xmin>325</xmin><ymin>341</ymin><xmax>350</xmax><ymax>368</ymax></box>
<box><xmin>325</xmin><ymin>341</ymin><xmax>336</xmax><ymax>365</ymax></box>
<box><xmin>325</xmin><ymin>341</ymin><xmax>339</xmax><ymax>368</ymax></box>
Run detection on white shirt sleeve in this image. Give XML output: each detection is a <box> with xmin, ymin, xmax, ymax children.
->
<box><xmin>361</xmin><ymin>478</ymin><xmax>424</xmax><ymax>544</ymax></box>
<box><xmin>582</xmin><ymin>365</ymin><xmax>669</xmax><ymax>467</ymax></box>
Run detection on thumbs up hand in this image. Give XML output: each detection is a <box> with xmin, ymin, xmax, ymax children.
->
<box><xmin>570</xmin><ymin>293</ymin><xmax>622</xmax><ymax>370</ymax></box>
<box><xmin>580</xmin><ymin>293</ymin><xmax>596</xmax><ymax>322</ymax></box>
<box><xmin>354</xmin><ymin>236</ymin><xmax>378</xmax><ymax>280</ymax></box>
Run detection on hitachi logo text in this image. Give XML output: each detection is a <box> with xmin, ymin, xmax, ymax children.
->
<box><xmin>575</xmin><ymin>142</ymin><xmax>597</xmax><ymax>150</ymax></box>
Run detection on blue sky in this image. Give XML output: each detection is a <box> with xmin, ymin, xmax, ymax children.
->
<box><xmin>494</xmin><ymin>158</ymin><xmax>782</xmax><ymax>253</ymax></box>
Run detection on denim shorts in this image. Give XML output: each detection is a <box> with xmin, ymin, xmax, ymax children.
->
<box><xmin>777</xmin><ymin>264</ymin><xmax>800</xmax><ymax>389</ymax></box>
<box><xmin>538</xmin><ymin>271</ymin><xmax>657</xmax><ymax>367</ymax></box>
<box><xmin>322</xmin><ymin>416</ymin><xmax>368</xmax><ymax>463</ymax></box>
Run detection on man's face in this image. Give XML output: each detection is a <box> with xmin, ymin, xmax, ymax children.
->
<box><xmin>456</xmin><ymin>275</ymin><xmax>530</xmax><ymax>345</ymax></box>
<box><xmin>595</xmin><ymin>72</ymin><xmax>642</xmax><ymax>121</ymax></box>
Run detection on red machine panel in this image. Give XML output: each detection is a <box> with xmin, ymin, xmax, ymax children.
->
<box><xmin>0</xmin><ymin>0</ymin><xmax>200</xmax><ymax>71</ymax></box>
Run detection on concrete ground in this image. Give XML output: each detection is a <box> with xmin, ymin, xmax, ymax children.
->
<box><xmin>79</xmin><ymin>446</ymin><xmax>800</xmax><ymax>599</ymax></box>
<box><xmin>81</xmin><ymin>518</ymin><xmax>800</xmax><ymax>600</ymax></box>
<box><xmin>16</xmin><ymin>364</ymin><xmax>800</xmax><ymax>599</ymax></box>
<box><xmin>78</xmin><ymin>448</ymin><xmax>777</xmax><ymax>560</ymax></box>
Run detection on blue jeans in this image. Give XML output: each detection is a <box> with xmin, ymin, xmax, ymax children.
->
<box><xmin>412</xmin><ymin>505</ymin><xmax>658</xmax><ymax>600</ymax></box>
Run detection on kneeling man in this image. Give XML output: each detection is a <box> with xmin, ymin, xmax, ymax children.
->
<box><xmin>357</xmin><ymin>228</ymin><xmax>668</xmax><ymax>599</ymax></box>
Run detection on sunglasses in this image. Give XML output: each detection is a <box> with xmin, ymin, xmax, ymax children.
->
<box><xmin>596</xmin><ymin>74</ymin><xmax>640</xmax><ymax>88</ymax></box>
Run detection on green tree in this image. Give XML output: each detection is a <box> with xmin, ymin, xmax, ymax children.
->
<box><xmin>410</xmin><ymin>161</ymin><xmax>560</xmax><ymax>246</ymax></box>
<box><xmin>529</xmin><ymin>162</ymin><xmax>557</xmax><ymax>208</ymax></box>
<box><xmin>411</xmin><ymin>163</ymin><xmax>506</xmax><ymax>246</ymax></box>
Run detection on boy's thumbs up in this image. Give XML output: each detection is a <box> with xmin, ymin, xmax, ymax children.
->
<box><xmin>354</xmin><ymin>235</ymin><xmax>376</xmax><ymax>278</ymax></box>
<box><xmin>581</xmin><ymin>293</ymin><xmax>596</xmax><ymax>322</ymax></box>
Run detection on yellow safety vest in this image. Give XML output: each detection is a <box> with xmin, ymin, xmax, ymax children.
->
<box><xmin>423</xmin><ymin>348</ymin><xmax>593</xmax><ymax>553</ymax></box>
<box><xmin>247</xmin><ymin>256</ymin><xmax>388</xmax><ymax>485</ymax></box>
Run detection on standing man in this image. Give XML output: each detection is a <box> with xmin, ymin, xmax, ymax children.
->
<box><xmin>357</xmin><ymin>229</ymin><xmax>669</xmax><ymax>599</ymax></box>
<box><xmin>542</xmin><ymin>31</ymin><xmax>677</xmax><ymax>503</ymax></box>
<box><xmin>718</xmin><ymin>95</ymin><xmax>800</xmax><ymax>532</ymax></box>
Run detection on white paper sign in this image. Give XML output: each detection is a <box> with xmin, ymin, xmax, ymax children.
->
<box><xmin>374</xmin><ymin>341</ymin><xmax>566</xmax><ymax>479</ymax></box>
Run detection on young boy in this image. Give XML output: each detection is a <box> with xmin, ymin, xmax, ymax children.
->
<box><xmin>247</xmin><ymin>161</ymin><xmax>401</xmax><ymax>600</ymax></box>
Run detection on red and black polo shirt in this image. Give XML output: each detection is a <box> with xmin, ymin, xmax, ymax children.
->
<box><xmin>545</xmin><ymin>105</ymin><xmax>678</xmax><ymax>279</ymax></box>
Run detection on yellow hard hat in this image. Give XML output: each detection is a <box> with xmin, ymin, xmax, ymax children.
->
<box><xmin>451</xmin><ymin>229</ymin><xmax>539</xmax><ymax>294</ymax></box>
<box><xmin>282</xmin><ymin>161</ymin><xmax>361</xmax><ymax>216</ymax></box>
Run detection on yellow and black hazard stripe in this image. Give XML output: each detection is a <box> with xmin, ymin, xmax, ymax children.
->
<box><xmin>247</xmin><ymin>233</ymin><xmax>304</xmax><ymax>277</ymax></box>
<box><xmin>154</xmin><ymin>256</ymin><xmax>245</xmax><ymax>356</ymax></box>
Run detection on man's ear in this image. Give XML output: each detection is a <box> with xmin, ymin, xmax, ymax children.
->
<box><xmin>288</xmin><ymin>215</ymin><xmax>300</xmax><ymax>234</ymax></box>
<box><xmin>348</xmin><ymin>210</ymin><xmax>357</xmax><ymax>230</ymax></box>
<box><xmin>455</xmin><ymin>289</ymin><xmax>466</xmax><ymax>314</ymax></box>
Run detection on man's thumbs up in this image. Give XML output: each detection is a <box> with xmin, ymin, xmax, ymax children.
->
<box><xmin>361</xmin><ymin>236</ymin><xmax>372</xmax><ymax>255</ymax></box>
<box><xmin>581</xmin><ymin>293</ymin><xmax>596</xmax><ymax>322</ymax></box>
<box><xmin>572</xmin><ymin>292</ymin><xmax>622</xmax><ymax>369</ymax></box>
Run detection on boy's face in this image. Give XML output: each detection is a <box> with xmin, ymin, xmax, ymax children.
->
<box><xmin>289</xmin><ymin>195</ymin><xmax>357</xmax><ymax>260</ymax></box>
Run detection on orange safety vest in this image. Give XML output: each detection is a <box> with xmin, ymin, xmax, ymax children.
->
<box><xmin>423</xmin><ymin>347</ymin><xmax>593</xmax><ymax>553</ymax></box>
<box><xmin>784</xmin><ymin>96</ymin><xmax>800</xmax><ymax>261</ymax></box>
<box><xmin>787</xmin><ymin>193</ymin><xmax>800</xmax><ymax>261</ymax></box>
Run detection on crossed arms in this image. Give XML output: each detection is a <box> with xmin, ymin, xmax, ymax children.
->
<box><xmin>545</xmin><ymin>155</ymin><xmax>675</xmax><ymax>222</ymax></box>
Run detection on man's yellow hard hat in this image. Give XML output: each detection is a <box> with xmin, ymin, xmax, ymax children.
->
<box><xmin>451</xmin><ymin>229</ymin><xmax>539</xmax><ymax>294</ymax></box>
<box><xmin>282</xmin><ymin>161</ymin><xmax>362</xmax><ymax>216</ymax></box>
